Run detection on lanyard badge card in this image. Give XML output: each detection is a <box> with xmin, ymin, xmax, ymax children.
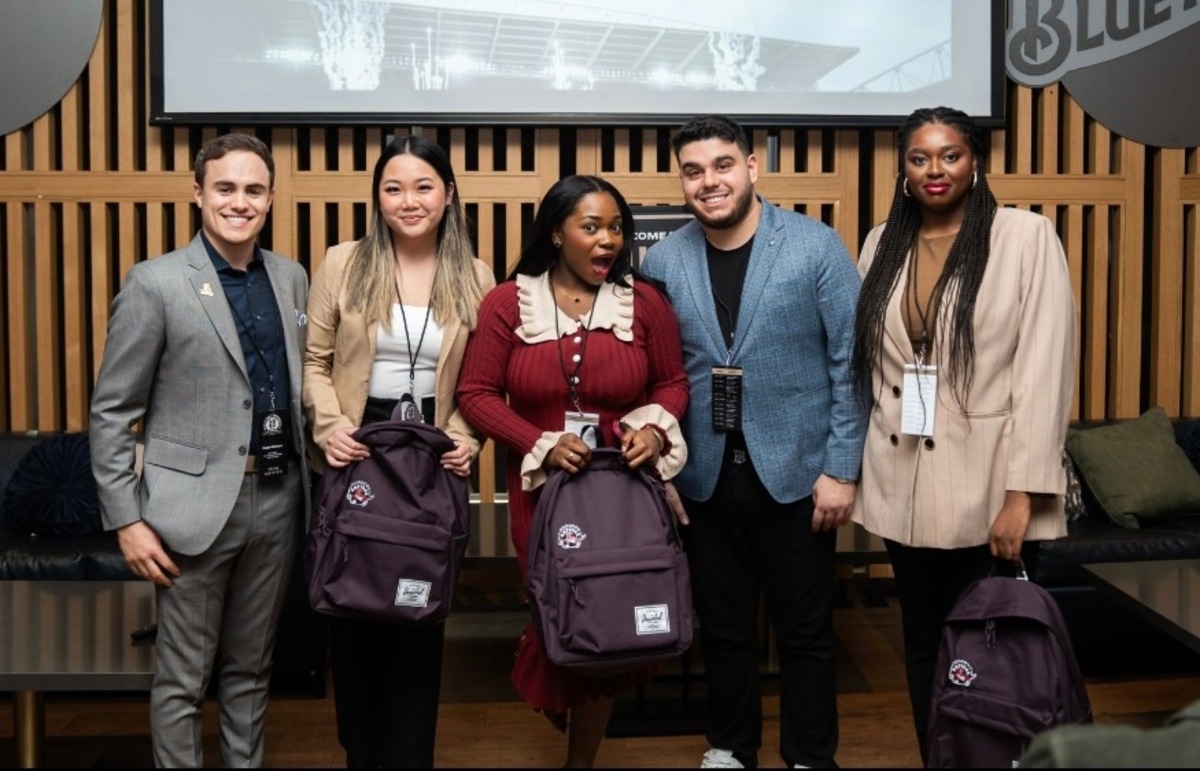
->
<box><xmin>900</xmin><ymin>363</ymin><xmax>937</xmax><ymax>437</ymax></box>
<box><xmin>257</xmin><ymin>390</ymin><xmax>291</xmax><ymax>477</ymax></box>
<box><xmin>564</xmin><ymin>411</ymin><xmax>601</xmax><ymax>449</ymax></box>
<box><xmin>711</xmin><ymin>365</ymin><xmax>743</xmax><ymax>432</ymax></box>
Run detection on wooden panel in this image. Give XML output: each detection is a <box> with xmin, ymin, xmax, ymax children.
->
<box><xmin>33</xmin><ymin>115</ymin><xmax>60</xmax><ymax>429</ymax></box>
<box><xmin>641</xmin><ymin>127</ymin><xmax>657</xmax><ymax>174</ymax></box>
<box><xmin>90</xmin><ymin>203</ymin><xmax>112</xmax><ymax>381</ymax></box>
<box><xmin>88</xmin><ymin>4</ymin><xmax>110</xmax><ymax>173</ymax></box>
<box><xmin>1151</xmin><ymin>149</ymin><xmax>1186</xmax><ymax>413</ymax></box>
<box><xmin>1062</xmin><ymin>204</ymin><xmax>1085</xmax><ymax>419</ymax></box>
<box><xmin>270</xmin><ymin>128</ymin><xmax>296</xmax><ymax>261</ymax></box>
<box><xmin>5</xmin><ymin>200</ymin><xmax>31</xmax><ymax>430</ymax></box>
<box><xmin>115</xmin><ymin>0</ymin><xmax>136</xmax><ymax>173</ymax></box>
<box><xmin>1041</xmin><ymin>84</ymin><xmax>1060</xmax><ymax>173</ymax></box>
<box><xmin>1083</xmin><ymin>205</ymin><xmax>1111</xmax><ymax>420</ymax></box>
<box><xmin>1111</xmin><ymin>141</ymin><xmax>1146</xmax><ymax>417</ymax></box>
<box><xmin>871</xmin><ymin>129</ymin><xmax>897</xmax><ymax>238</ymax></box>
<box><xmin>575</xmin><ymin>128</ymin><xmax>599</xmax><ymax>175</ymax></box>
<box><xmin>62</xmin><ymin>204</ymin><xmax>88</xmax><ymax>430</ymax></box>
<box><xmin>1186</xmin><ymin>204</ymin><xmax>1199</xmax><ymax>415</ymax></box>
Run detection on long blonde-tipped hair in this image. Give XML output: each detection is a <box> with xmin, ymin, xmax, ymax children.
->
<box><xmin>344</xmin><ymin>135</ymin><xmax>483</xmax><ymax>329</ymax></box>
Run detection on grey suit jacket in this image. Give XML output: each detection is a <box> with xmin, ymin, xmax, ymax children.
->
<box><xmin>90</xmin><ymin>234</ymin><xmax>309</xmax><ymax>556</ymax></box>
<box><xmin>641</xmin><ymin>198</ymin><xmax>865</xmax><ymax>504</ymax></box>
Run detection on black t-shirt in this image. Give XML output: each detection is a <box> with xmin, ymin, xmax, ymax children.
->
<box><xmin>706</xmin><ymin>236</ymin><xmax>754</xmax><ymax>349</ymax></box>
<box><xmin>706</xmin><ymin>237</ymin><xmax>753</xmax><ymax>453</ymax></box>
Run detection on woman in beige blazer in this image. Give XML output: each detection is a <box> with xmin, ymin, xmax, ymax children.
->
<box><xmin>303</xmin><ymin>135</ymin><xmax>495</xmax><ymax>768</ymax></box>
<box><xmin>851</xmin><ymin>107</ymin><xmax>1077</xmax><ymax>764</ymax></box>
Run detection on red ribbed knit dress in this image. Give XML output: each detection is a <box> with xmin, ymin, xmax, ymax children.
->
<box><xmin>456</xmin><ymin>277</ymin><xmax>688</xmax><ymax>713</ymax></box>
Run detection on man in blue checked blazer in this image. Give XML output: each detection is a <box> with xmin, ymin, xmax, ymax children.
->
<box><xmin>641</xmin><ymin>115</ymin><xmax>865</xmax><ymax>770</ymax></box>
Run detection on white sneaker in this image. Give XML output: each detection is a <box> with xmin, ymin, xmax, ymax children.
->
<box><xmin>701</xmin><ymin>748</ymin><xmax>744</xmax><ymax>768</ymax></box>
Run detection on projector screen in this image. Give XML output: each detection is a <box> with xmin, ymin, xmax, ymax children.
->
<box><xmin>150</xmin><ymin>0</ymin><xmax>1004</xmax><ymax>126</ymax></box>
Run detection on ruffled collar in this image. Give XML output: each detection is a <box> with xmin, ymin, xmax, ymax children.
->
<box><xmin>515</xmin><ymin>272</ymin><xmax>634</xmax><ymax>343</ymax></box>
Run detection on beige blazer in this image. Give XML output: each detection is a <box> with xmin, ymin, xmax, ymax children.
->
<box><xmin>852</xmin><ymin>207</ymin><xmax>1077</xmax><ymax>549</ymax></box>
<box><xmin>302</xmin><ymin>240</ymin><xmax>496</xmax><ymax>472</ymax></box>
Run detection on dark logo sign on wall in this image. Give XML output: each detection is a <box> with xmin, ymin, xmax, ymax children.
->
<box><xmin>1006</xmin><ymin>0</ymin><xmax>1200</xmax><ymax>147</ymax></box>
<box><xmin>631</xmin><ymin>207</ymin><xmax>694</xmax><ymax>270</ymax></box>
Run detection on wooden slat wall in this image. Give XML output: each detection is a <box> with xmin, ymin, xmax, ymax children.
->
<box><xmin>2</xmin><ymin>1</ymin><xmax>1199</xmax><ymax>556</ymax></box>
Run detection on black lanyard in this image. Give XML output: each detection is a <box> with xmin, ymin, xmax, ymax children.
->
<box><xmin>550</xmin><ymin>275</ymin><xmax>599</xmax><ymax>413</ymax></box>
<box><xmin>907</xmin><ymin>246</ymin><xmax>937</xmax><ymax>362</ymax></box>
<box><xmin>227</xmin><ymin>286</ymin><xmax>283</xmax><ymax>411</ymax></box>
<box><xmin>395</xmin><ymin>280</ymin><xmax>433</xmax><ymax>398</ymax></box>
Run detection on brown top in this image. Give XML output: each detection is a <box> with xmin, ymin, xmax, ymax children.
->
<box><xmin>903</xmin><ymin>231</ymin><xmax>957</xmax><ymax>351</ymax></box>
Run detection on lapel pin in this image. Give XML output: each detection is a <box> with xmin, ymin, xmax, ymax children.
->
<box><xmin>199</xmin><ymin>283</ymin><xmax>214</xmax><ymax>297</ymax></box>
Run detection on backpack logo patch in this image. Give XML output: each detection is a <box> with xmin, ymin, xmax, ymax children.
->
<box><xmin>948</xmin><ymin>658</ymin><xmax>978</xmax><ymax>687</ymax></box>
<box><xmin>635</xmin><ymin>604</ymin><xmax>670</xmax><ymax>635</ymax></box>
<box><xmin>395</xmin><ymin>579</ymin><xmax>431</xmax><ymax>607</ymax></box>
<box><xmin>557</xmin><ymin>524</ymin><xmax>587</xmax><ymax>549</ymax></box>
<box><xmin>345</xmin><ymin>480</ymin><xmax>374</xmax><ymax>507</ymax></box>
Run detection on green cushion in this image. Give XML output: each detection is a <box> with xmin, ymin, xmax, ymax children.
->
<box><xmin>1065</xmin><ymin>406</ymin><xmax>1200</xmax><ymax>529</ymax></box>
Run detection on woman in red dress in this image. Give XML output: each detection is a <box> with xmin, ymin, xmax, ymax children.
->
<box><xmin>457</xmin><ymin>175</ymin><xmax>689</xmax><ymax>767</ymax></box>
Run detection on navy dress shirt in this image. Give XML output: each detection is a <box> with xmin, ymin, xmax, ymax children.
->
<box><xmin>202</xmin><ymin>232</ymin><xmax>291</xmax><ymax>455</ymax></box>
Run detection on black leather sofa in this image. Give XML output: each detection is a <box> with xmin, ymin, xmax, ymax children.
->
<box><xmin>0</xmin><ymin>432</ymin><xmax>328</xmax><ymax>696</ymax></box>
<box><xmin>1032</xmin><ymin>419</ymin><xmax>1200</xmax><ymax>587</ymax></box>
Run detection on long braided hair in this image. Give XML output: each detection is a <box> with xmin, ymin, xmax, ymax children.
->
<box><xmin>852</xmin><ymin>106</ymin><xmax>998</xmax><ymax>410</ymax></box>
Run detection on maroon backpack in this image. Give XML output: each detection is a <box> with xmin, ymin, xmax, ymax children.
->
<box><xmin>305</xmin><ymin>418</ymin><xmax>469</xmax><ymax>624</ymax></box>
<box><xmin>927</xmin><ymin>570</ymin><xmax>1092</xmax><ymax>767</ymax></box>
<box><xmin>526</xmin><ymin>448</ymin><xmax>693</xmax><ymax>675</ymax></box>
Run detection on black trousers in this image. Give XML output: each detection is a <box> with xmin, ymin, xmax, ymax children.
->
<box><xmin>682</xmin><ymin>454</ymin><xmax>839</xmax><ymax>769</ymax></box>
<box><xmin>884</xmin><ymin>539</ymin><xmax>1040</xmax><ymax>765</ymax></box>
<box><xmin>329</xmin><ymin>616</ymin><xmax>446</xmax><ymax>768</ymax></box>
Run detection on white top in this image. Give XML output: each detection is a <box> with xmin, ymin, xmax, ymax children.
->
<box><xmin>369</xmin><ymin>304</ymin><xmax>443</xmax><ymax>401</ymax></box>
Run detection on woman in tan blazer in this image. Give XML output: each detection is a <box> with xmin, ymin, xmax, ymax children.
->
<box><xmin>303</xmin><ymin>135</ymin><xmax>495</xmax><ymax>767</ymax></box>
<box><xmin>851</xmin><ymin>107</ymin><xmax>1077</xmax><ymax>764</ymax></box>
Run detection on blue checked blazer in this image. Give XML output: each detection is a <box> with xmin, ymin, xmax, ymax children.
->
<box><xmin>641</xmin><ymin>198</ymin><xmax>865</xmax><ymax>504</ymax></box>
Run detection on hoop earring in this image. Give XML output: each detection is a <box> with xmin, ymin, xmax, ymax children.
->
<box><xmin>902</xmin><ymin>178</ymin><xmax>912</xmax><ymax>198</ymax></box>
<box><xmin>972</xmin><ymin>170</ymin><xmax>978</xmax><ymax>189</ymax></box>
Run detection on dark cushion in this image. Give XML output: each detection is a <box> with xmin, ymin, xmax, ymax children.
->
<box><xmin>1179</xmin><ymin>419</ymin><xmax>1200</xmax><ymax>476</ymax></box>
<box><xmin>3</xmin><ymin>433</ymin><xmax>102</xmax><ymax>537</ymax></box>
<box><xmin>1065</xmin><ymin>407</ymin><xmax>1200</xmax><ymax>529</ymax></box>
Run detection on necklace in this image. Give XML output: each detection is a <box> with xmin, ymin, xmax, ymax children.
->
<box><xmin>552</xmin><ymin>272</ymin><xmax>597</xmax><ymax>306</ymax></box>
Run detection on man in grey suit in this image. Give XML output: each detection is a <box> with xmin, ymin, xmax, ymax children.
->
<box><xmin>641</xmin><ymin>115</ymin><xmax>865</xmax><ymax>769</ymax></box>
<box><xmin>90</xmin><ymin>133</ymin><xmax>308</xmax><ymax>768</ymax></box>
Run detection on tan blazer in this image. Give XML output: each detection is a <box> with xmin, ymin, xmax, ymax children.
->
<box><xmin>852</xmin><ymin>207</ymin><xmax>1077</xmax><ymax>549</ymax></box>
<box><xmin>302</xmin><ymin>240</ymin><xmax>496</xmax><ymax>472</ymax></box>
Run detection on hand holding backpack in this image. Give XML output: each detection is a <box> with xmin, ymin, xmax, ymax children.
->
<box><xmin>526</xmin><ymin>448</ymin><xmax>693</xmax><ymax>676</ymax></box>
<box><xmin>305</xmin><ymin>414</ymin><xmax>470</xmax><ymax>624</ymax></box>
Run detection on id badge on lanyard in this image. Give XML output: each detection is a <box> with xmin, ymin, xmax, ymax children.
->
<box><xmin>711</xmin><ymin>366</ymin><xmax>743</xmax><ymax>432</ymax></box>
<box><xmin>257</xmin><ymin>406</ymin><xmax>291</xmax><ymax>477</ymax></box>
<box><xmin>564</xmin><ymin>411</ymin><xmax>601</xmax><ymax>449</ymax></box>
<box><xmin>900</xmin><ymin>363</ymin><xmax>937</xmax><ymax>437</ymax></box>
